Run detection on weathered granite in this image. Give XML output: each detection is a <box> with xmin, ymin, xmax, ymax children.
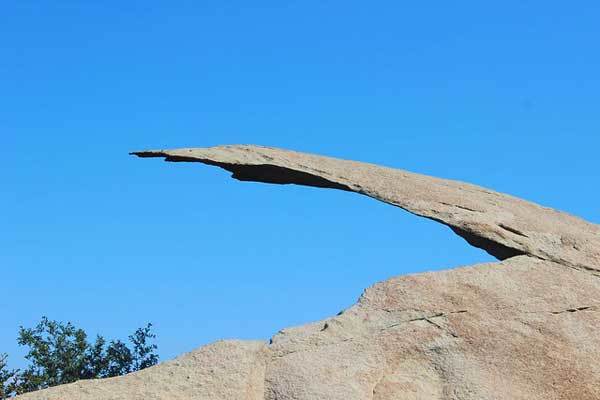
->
<box><xmin>17</xmin><ymin>145</ymin><xmax>600</xmax><ymax>399</ymax></box>
<box><xmin>133</xmin><ymin>145</ymin><xmax>600</xmax><ymax>275</ymax></box>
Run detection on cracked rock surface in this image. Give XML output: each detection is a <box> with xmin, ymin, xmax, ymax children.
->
<box><xmin>19</xmin><ymin>145</ymin><xmax>600</xmax><ymax>399</ymax></box>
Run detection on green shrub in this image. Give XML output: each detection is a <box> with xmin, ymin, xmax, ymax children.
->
<box><xmin>1</xmin><ymin>317</ymin><xmax>159</xmax><ymax>398</ymax></box>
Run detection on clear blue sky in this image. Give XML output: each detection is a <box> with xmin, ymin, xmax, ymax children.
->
<box><xmin>3</xmin><ymin>1</ymin><xmax>599</xmax><ymax>368</ymax></box>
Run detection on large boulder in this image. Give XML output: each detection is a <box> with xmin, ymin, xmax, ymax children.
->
<box><xmin>19</xmin><ymin>145</ymin><xmax>600</xmax><ymax>399</ymax></box>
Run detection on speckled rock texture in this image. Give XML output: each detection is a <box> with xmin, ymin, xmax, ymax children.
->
<box><xmin>18</xmin><ymin>145</ymin><xmax>600</xmax><ymax>399</ymax></box>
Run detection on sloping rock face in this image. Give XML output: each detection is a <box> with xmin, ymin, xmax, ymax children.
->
<box><xmin>19</xmin><ymin>145</ymin><xmax>600</xmax><ymax>399</ymax></box>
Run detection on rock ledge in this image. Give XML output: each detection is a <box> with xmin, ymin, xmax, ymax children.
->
<box><xmin>18</xmin><ymin>145</ymin><xmax>600</xmax><ymax>399</ymax></box>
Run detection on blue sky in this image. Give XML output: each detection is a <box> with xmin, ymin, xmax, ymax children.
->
<box><xmin>3</xmin><ymin>1</ymin><xmax>599</xmax><ymax>368</ymax></box>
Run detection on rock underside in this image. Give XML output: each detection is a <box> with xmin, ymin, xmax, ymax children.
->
<box><xmin>19</xmin><ymin>145</ymin><xmax>600</xmax><ymax>399</ymax></box>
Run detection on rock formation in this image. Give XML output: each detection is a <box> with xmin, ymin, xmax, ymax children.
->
<box><xmin>19</xmin><ymin>145</ymin><xmax>600</xmax><ymax>399</ymax></box>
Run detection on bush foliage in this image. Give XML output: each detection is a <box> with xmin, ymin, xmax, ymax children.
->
<box><xmin>1</xmin><ymin>317</ymin><xmax>158</xmax><ymax>398</ymax></box>
<box><xmin>0</xmin><ymin>354</ymin><xmax>17</xmax><ymax>399</ymax></box>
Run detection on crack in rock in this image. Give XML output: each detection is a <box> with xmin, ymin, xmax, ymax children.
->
<box><xmin>550</xmin><ymin>306</ymin><xmax>595</xmax><ymax>315</ymax></box>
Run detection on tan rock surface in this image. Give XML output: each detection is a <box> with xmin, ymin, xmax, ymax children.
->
<box><xmin>17</xmin><ymin>340</ymin><xmax>268</xmax><ymax>400</ymax></box>
<box><xmin>18</xmin><ymin>145</ymin><xmax>600</xmax><ymax>399</ymax></box>
<box><xmin>133</xmin><ymin>145</ymin><xmax>600</xmax><ymax>274</ymax></box>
